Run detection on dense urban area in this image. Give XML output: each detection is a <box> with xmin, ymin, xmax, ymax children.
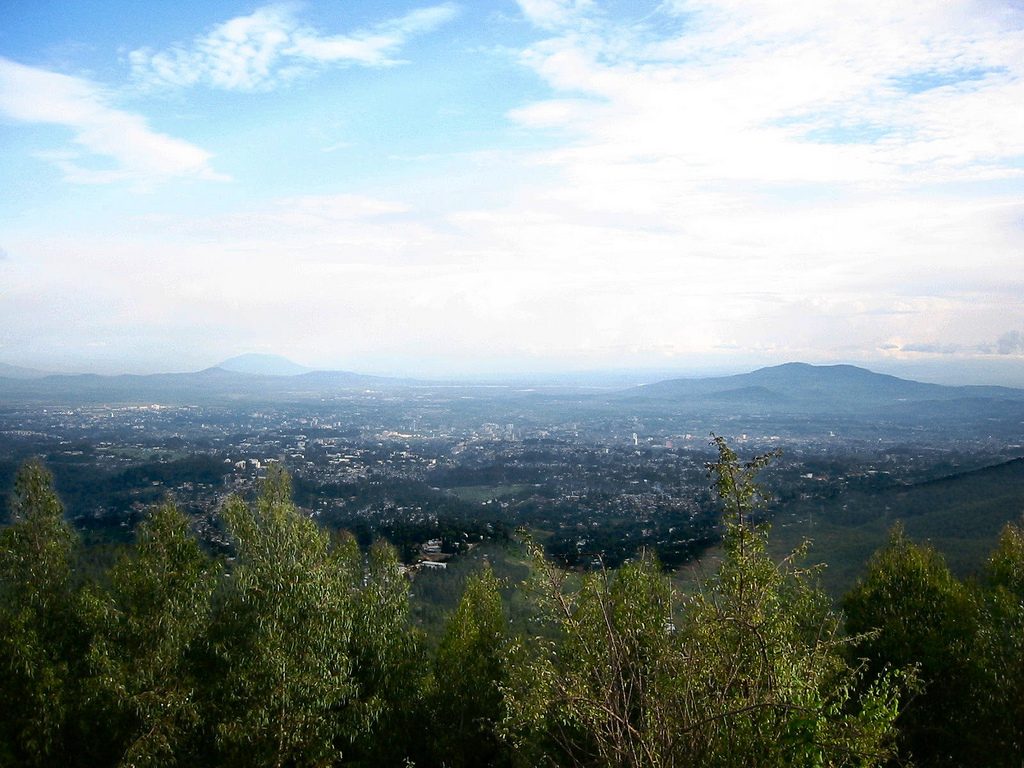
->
<box><xmin>2</xmin><ymin>366</ymin><xmax>1022</xmax><ymax>575</ymax></box>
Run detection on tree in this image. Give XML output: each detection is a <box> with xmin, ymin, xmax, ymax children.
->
<box><xmin>507</xmin><ymin>546</ymin><xmax>681</xmax><ymax>768</ymax></box>
<box><xmin>504</xmin><ymin>436</ymin><xmax>903</xmax><ymax>768</ymax></box>
<box><xmin>82</xmin><ymin>501</ymin><xmax>217</xmax><ymax>767</ymax></box>
<box><xmin>843</xmin><ymin>526</ymin><xmax>980</xmax><ymax>767</ymax></box>
<box><xmin>681</xmin><ymin>436</ymin><xmax>903</xmax><ymax>767</ymax></box>
<box><xmin>0</xmin><ymin>461</ymin><xmax>81</xmax><ymax>766</ymax></box>
<box><xmin>974</xmin><ymin>521</ymin><xmax>1024</xmax><ymax>765</ymax></box>
<box><xmin>985</xmin><ymin>519</ymin><xmax>1024</xmax><ymax>595</ymax></box>
<box><xmin>209</xmin><ymin>466</ymin><xmax>359</xmax><ymax>768</ymax></box>
<box><xmin>343</xmin><ymin>538</ymin><xmax>426</xmax><ymax>766</ymax></box>
<box><xmin>431</xmin><ymin>564</ymin><xmax>512</xmax><ymax>768</ymax></box>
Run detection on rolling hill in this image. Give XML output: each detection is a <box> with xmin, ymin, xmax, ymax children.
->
<box><xmin>0</xmin><ymin>365</ymin><xmax>400</xmax><ymax>404</ymax></box>
<box><xmin>217</xmin><ymin>353</ymin><xmax>313</xmax><ymax>376</ymax></box>
<box><xmin>770</xmin><ymin>457</ymin><xmax>1024</xmax><ymax>595</ymax></box>
<box><xmin>628</xmin><ymin>362</ymin><xmax>1021</xmax><ymax>407</ymax></box>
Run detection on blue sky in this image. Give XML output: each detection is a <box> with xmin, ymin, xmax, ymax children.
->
<box><xmin>1</xmin><ymin>0</ymin><xmax>1023</xmax><ymax>381</ymax></box>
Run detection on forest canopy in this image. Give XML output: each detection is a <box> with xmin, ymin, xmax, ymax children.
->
<box><xmin>0</xmin><ymin>439</ymin><xmax>1021</xmax><ymax>767</ymax></box>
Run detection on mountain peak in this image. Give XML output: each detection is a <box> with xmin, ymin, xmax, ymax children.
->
<box><xmin>216</xmin><ymin>353</ymin><xmax>312</xmax><ymax>377</ymax></box>
<box><xmin>627</xmin><ymin>361</ymin><xmax>952</xmax><ymax>408</ymax></box>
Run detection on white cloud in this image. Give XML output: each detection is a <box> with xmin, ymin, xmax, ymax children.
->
<box><xmin>5</xmin><ymin>1</ymin><xmax>1024</xmax><ymax>374</ymax></box>
<box><xmin>510</xmin><ymin>0</ymin><xmax>1024</xmax><ymax>189</ymax></box>
<box><xmin>516</xmin><ymin>0</ymin><xmax>594</xmax><ymax>31</ymax></box>
<box><xmin>472</xmin><ymin>0</ymin><xmax>1024</xmax><ymax>362</ymax></box>
<box><xmin>0</xmin><ymin>57</ymin><xmax>224</xmax><ymax>184</ymax></box>
<box><xmin>996</xmin><ymin>330</ymin><xmax>1024</xmax><ymax>355</ymax></box>
<box><xmin>129</xmin><ymin>3</ymin><xmax>458</xmax><ymax>91</ymax></box>
<box><xmin>888</xmin><ymin>327</ymin><xmax>1024</xmax><ymax>358</ymax></box>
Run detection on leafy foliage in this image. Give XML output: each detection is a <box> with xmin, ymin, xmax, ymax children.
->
<box><xmin>843</xmin><ymin>528</ymin><xmax>984</xmax><ymax>767</ymax></box>
<box><xmin>844</xmin><ymin>518</ymin><xmax>1024</xmax><ymax>767</ymax></box>
<box><xmin>0</xmin><ymin>448</ymin><xmax>1021</xmax><ymax>767</ymax></box>
<box><xmin>344</xmin><ymin>538</ymin><xmax>426</xmax><ymax>766</ymax></box>
<box><xmin>0</xmin><ymin>461</ymin><xmax>81</xmax><ymax>766</ymax></box>
<box><xmin>430</xmin><ymin>565</ymin><xmax>512</xmax><ymax>767</ymax></box>
<box><xmin>504</xmin><ymin>548</ymin><xmax>681</xmax><ymax>767</ymax></box>
<box><xmin>503</xmin><ymin>436</ymin><xmax>903</xmax><ymax>767</ymax></box>
<box><xmin>82</xmin><ymin>501</ymin><xmax>217</xmax><ymax>766</ymax></box>
<box><xmin>977</xmin><ymin>521</ymin><xmax>1024</xmax><ymax>762</ymax></box>
<box><xmin>681</xmin><ymin>437</ymin><xmax>904</xmax><ymax>768</ymax></box>
<box><xmin>209</xmin><ymin>466</ymin><xmax>359</xmax><ymax>767</ymax></box>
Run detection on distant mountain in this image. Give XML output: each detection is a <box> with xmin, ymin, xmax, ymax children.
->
<box><xmin>1</xmin><ymin>359</ymin><xmax>1021</xmax><ymax>414</ymax></box>
<box><xmin>702</xmin><ymin>385</ymin><xmax>790</xmax><ymax>404</ymax></box>
<box><xmin>0</xmin><ymin>365</ymin><xmax>404</xmax><ymax>405</ymax></box>
<box><xmin>626</xmin><ymin>362</ymin><xmax>1023</xmax><ymax>410</ymax></box>
<box><xmin>217</xmin><ymin>353</ymin><xmax>313</xmax><ymax>376</ymax></box>
<box><xmin>0</xmin><ymin>362</ymin><xmax>51</xmax><ymax>379</ymax></box>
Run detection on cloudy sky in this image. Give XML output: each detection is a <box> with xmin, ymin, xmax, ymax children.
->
<box><xmin>1</xmin><ymin>0</ymin><xmax>1023</xmax><ymax>380</ymax></box>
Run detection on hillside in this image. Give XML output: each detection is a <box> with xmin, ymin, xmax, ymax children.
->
<box><xmin>0</xmin><ymin>365</ymin><xmax>404</xmax><ymax>404</ymax></box>
<box><xmin>0</xmin><ymin>362</ymin><xmax>50</xmax><ymax>379</ymax></box>
<box><xmin>628</xmin><ymin>362</ymin><xmax>1022</xmax><ymax>408</ymax></box>
<box><xmin>770</xmin><ymin>457</ymin><xmax>1024</xmax><ymax>595</ymax></box>
<box><xmin>217</xmin><ymin>353</ymin><xmax>313</xmax><ymax>376</ymax></box>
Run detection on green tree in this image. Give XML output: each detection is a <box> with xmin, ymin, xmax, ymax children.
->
<box><xmin>344</xmin><ymin>538</ymin><xmax>426</xmax><ymax>766</ymax></box>
<box><xmin>985</xmin><ymin>519</ymin><xmax>1024</xmax><ymax>594</ymax></box>
<box><xmin>209</xmin><ymin>466</ymin><xmax>359</xmax><ymax>768</ymax></box>
<box><xmin>515</xmin><ymin>550</ymin><xmax>679</xmax><ymax>768</ymax></box>
<box><xmin>0</xmin><ymin>461</ymin><xmax>81</xmax><ymax>766</ymax></box>
<box><xmin>843</xmin><ymin>526</ymin><xmax>980</xmax><ymax>767</ymax></box>
<box><xmin>431</xmin><ymin>564</ymin><xmax>512</xmax><ymax>768</ymax></box>
<box><xmin>974</xmin><ymin>521</ymin><xmax>1024</xmax><ymax>765</ymax></box>
<box><xmin>504</xmin><ymin>436</ymin><xmax>903</xmax><ymax>768</ymax></box>
<box><xmin>82</xmin><ymin>501</ymin><xmax>217</xmax><ymax>767</ymax></box>
<box><xmin>681</xmin><ymin>436</ymin><xmax>903</xmax><ymax>767</ymax></box>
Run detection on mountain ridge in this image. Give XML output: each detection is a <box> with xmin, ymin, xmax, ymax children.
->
<box><xmin>1</xmin><ymin>360</ymin><xmax>1021</xmax><ymax>408</ymax></box>
<box><xmin>0</xmin><ymin>362</ymin><xmax>52</xmax><ymax>379</ymax></box>
<box><xmin>217</xmin><ymin>353</ymin><xmax>313</xmax><ymax>377</ymax></box>
<box><xmin>629</xmin><ymin>361</ymin><xmax>1023</xmax><ymax>403</ymax></box>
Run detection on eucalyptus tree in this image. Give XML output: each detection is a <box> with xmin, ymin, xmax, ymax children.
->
<box><xmin>343</xmin><ymin>537</ymin><xmax>426</xmax><ymax>766</ymax></box>
<box><xmin>209</xmin><ymin>466</ymin><xmax>360</xmax><ymax>768</ymax></box>
<box><xmin>431</xmin><ymin>565</ymin><xmax>513</xmax><ymax>768</ymax></box>
<box><xmin>504</xmin><ymin>548</ymin><xmax>680</xmax><ymax>767</ymax></box>
<box><xmin>0</xmin><ymin>461</ymin><xmax>81</xmax><ymax>766</ymax></box>
<box><xmin>843</xmin><ymin>528</ymin><xmax>984</xmax><ymax>767</ymax></box>
<box><xmin>82</xmin><ymin>501</ymin><xmax>217</xmax><ymax>767</ymax></box>
<box><xmin>681</xmin><ymin>437</ymin><xmax>904</xmax><ymax>767</ymax></box>
<box><xmin>504</xmin><ymin>436</ymin><xmax>904</xmax><ymax>768</ymax></box>
<box><xmin>978</xmin><ymin>521</ymin><xmax>1024</xmax><ymax>763</ymax></box>
<box><xmin>845</xmin><ymin>519</ymin><xmax>1024</xmax><ymax>767</ymax></box>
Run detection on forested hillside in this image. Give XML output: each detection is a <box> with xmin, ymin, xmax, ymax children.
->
<box><xmin>1</xmin><ymin>440</ymin><xmax>1021</xmax><ymax>767</ymax></box>
<box><xmin>770</xmin><ymin>457</ymin><xmax>1024</xmax><ymax>594</ymax></box>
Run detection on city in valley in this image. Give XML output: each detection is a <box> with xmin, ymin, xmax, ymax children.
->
<box><xmin>3</xmin><ymin>361</ymin><xmax>1022</xmax><ymax>592</ymax></box>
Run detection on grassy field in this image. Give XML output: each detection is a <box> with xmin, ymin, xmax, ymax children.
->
<box><xmin>445</xmin><ymin>484</ymin><xmax>534</xmax><ymax>503</ymax></box>
<box><xmin>408</xmin><ymin>540</ymin><xmax>534</xmax><ymax>643</ymax></box>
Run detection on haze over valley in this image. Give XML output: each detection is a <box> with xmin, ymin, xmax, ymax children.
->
<box><xmin>2</xmin><ymin>358</ymin><xmax>1021</xmax><ymax>594</ymax></box>
<box><xmin>2</xmin><ymin>3</ymin><xmax>1024</xmax><ymax>765</ymax></box>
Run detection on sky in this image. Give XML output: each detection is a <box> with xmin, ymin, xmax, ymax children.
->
<box><xmin>1</xmin><ymin>0</ymin><xmax>1023</xmax><ymax>382</ymax></box>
